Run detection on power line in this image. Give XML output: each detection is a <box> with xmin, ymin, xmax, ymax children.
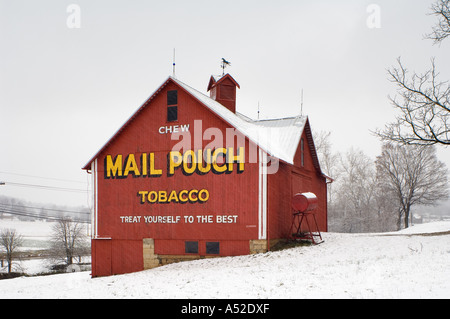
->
<box><xmin>2</xmin><ymin>181</ymin><xmax>88</xmax><ymax>193</ymax></box>
<box><xmin>0</xmin><ymin>203</ymin><xmax>90</xmax><ymax>215</ymax></box>
<box><xmin>0</xmin><ymin>171</ymin><xmax>87</xmax><ymax>185</ymax></box>
<box><xmin>0</xmin><ymin>206</ymin><xmax>90</xmax><ymax>224</ymax></box>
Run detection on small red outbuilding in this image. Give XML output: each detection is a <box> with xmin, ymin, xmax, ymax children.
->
<box><xmin>83</xmin><ymin>73</ymin><xmax>329</xmax><ymax>277</ymax></box>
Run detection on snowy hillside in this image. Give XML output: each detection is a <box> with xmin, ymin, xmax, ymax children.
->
<box><xmin>1</xmin><ymin>222</ymin><xmax>449</xmax><ymax>299</ymax></box>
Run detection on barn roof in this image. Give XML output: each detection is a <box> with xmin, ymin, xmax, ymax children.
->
<box><xmin>174</xmin><ymin>77</ymin><xmax>308</xmax><ymax>164</ymax></box>
<box><xmin>207</xmin><ymin>73</ymin><xmax>241</xmax><ymax>92</ymax></box>
<box><xmin>83</xmin><ymin>76</ymin><xmax>323</xmax><ymax>175</ymax></box>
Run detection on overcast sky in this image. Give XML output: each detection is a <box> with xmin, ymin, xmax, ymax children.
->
<box><xmin>1</xmin><ymin>0</ymin><xmax>449</xmax><ymax>207</ymax></box>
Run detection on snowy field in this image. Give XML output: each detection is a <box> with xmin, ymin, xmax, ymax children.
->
<box><xmin>0</xmin><ymin>221</ymin><xmax>449</xmax><ymax>299</ymax></box>
<box><xmin>0</xmin><ymin>220</ymin><xmax>54</xmax><ymax>251</ymax></box>
<box><xmin>0</xmin><ymin>220</ymin><xmax>90</xmax><ymax>275</ymax></box>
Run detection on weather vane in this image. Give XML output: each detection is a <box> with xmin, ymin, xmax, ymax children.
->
<box><xmin>221</xmin><ymin>58</ymin><xmax>231</xmax><ymax>75</ymax></box>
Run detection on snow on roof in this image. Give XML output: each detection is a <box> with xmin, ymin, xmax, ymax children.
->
<box><xmin>207</xmin><ymin>73</ymin><xmax>240</xmax><ymax>92</ymax></box>
<box><xmin>212</xmin><ymin>75</ymin><xmax>223</xmax><ymax>82</ymax></box>
<box><xmin>172</xmin><ymin>77</ymin><xmax>306</xmax><ymax>165</ymax></box>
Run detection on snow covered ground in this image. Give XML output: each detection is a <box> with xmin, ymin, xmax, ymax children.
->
<box><xmin>0</xmin><ymin>220</ymin><xmax>54</xmax><ymax>250</ymax></box>
<box><xmin>0</xmin><ymin>221</ymin><xmax>449</xmax><ymax>299</ymax></box>
<box><xmin>0</xmin><ymin>220</ymin><xmax>90</xmax><ymax>275</ymax></box>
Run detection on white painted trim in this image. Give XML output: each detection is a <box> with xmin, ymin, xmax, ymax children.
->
<box><xmin>91</xmin><ymin>158</ymin><xmax>98</xmax><ymax>238</ymax></box>
<box><xmin>258</xmin><ymin>150</ymin><xmax>262</xmax><ymax>239</ymax></box>
<box><xmin>258</xmin><ymin>149</ymin><xmax>268</xmax><ymax>240</ymax></box>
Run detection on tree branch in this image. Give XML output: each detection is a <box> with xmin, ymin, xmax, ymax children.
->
<box><xmin>426</xmin><ymin>0</ymin><xmax>450</xmax><ymax>44</ymax></box>
<box><xmin>375</xmin><ymin>58</ymin><xmax>450</xmax><ymax>145</ymax></box>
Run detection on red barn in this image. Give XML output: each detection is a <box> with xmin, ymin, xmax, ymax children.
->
<box><xmin>83</xmin><ymin>73</ymin><xmax>329</xmax><ymax>277</ymax></box>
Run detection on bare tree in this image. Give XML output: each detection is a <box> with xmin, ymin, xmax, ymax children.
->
<box><xmin>376</xmin><ymin>143</ymin><xmax>449</xmax><ymax>229</ymax></box>
<box><xmin>0</xmin><ymin>228</ymin><xmax>23</xmax><ymax>273</ymax></box>
<box><xmin>373</xmin><ymin>181</ymin><xmax>399</xmax><ymax>232</ymax></box>
<box><xmin>426</xmin><ymin>0</ymin><xmax>450</xmax><ymax>44</ymax></box>
<box><xmin>313</xmin><ymin>130</ymin><xmax>339</xmax><ymax>204</ymax></box>
<box><xmin>324</xmin><ymin>145</ymin><xmax>411</xmax><ymax>233</ymax></box>
<box><xmin>50</xmin><ymin>219</ymin><xmax>89</xmax><ymax>266</ymax></box>
<box><xmin>376</xmin><ymin>58</ymin><xmax>450</xmax><ymax>146</ymax></box>
<box><xmin>334</xmin><ymin>148</ymin><xmax>379</xmax><ymax>233</ymax></box>
<box><xmin>376</xmin><ymin>0</ymin><xmax>450</xmax><ymax>145</ymax></box>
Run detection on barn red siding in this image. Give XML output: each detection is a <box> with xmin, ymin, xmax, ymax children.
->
<box><xmin>267</xmin><ymin>127</ymin><xmax>328</xmax><ymax>243</ymax></box>
<box><xmin>87</xmin><ymin>77</ymin><xmax>328</xmax><ymax>277</ymax></box>
<box><xmin>291</xmin><ymin>128</ymin><xmax>328</xmax><ymax>232</ymax></box>
<box><xmin>267</xmin><ymin>161</ymin><xmax>292</xmax><ymax>241</ymax></box>
<box><xmin>91</xmin><ymin>82</ymin><xmax>263</xmax><ymax>276</ymax></box>
<box><xmin>91</xmin><ymin>239</ymin><xmax>112</xmax><ymax>277</ymax></box>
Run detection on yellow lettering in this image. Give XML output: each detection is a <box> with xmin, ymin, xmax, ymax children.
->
<box><xmin>212</xmin><ymin>148</ymin><xmax>228</xmax><ymax>173</ymax></box>
<box><xmin>158</xmin><ymin>191</ymin><xmax>167</xmax><ymax>203</ymax></box>
<box><xmin>188</xmin><ymin>189</ymin><xmax>198</xmax><ymax>202</ymax></box>
<box><xmin>148</xmin><ymin>191</ymin><xmax>158</xmax><ymax>203</ymax></box>
<box><xmin>198</xmin><ymin>189</ymin><xmax>209</xmax><ymax>202</ymax></box>
<box><xmin>183</xmin><ymin>150</ymin><xmax>196</xmax><ymax>175</ymax></box>
<box><xmin>141</xmin><ymin>153</ymin><xmax>148</xmax><ymax>177</ymax></box>
<box><xmin>168</xmin><ymin>151</ymin><xmax>182</xmax><ymax>176</ymax></box>
<box><xmin>138</xmin><ymin>191</ymin><xmax>148</xmax><ymax>204</ymax></box>
<box><xmin>168</xmin><ymin>190</ymin><xmax>179</xmax><ymax>203</ymax></box>
<box><xmin>227</xmin><ymin>147</ymin><xmax>245</xmax><ymax>173</ymax></box>
<box><xmin>179</xmin><ymin>190</ymin><xmax>189</xmax><ymax>203</ymax></box>
<box><xmin>124</xmin><ymin>154</ymin><xmax>140</xmax><ymax>177</ymax></box>
<box><xmin>107</xmin><ymin>148</ymin><xmax>246</xmax><ymax>179</ymax></box>
<box><xmin>149</xmin><ymin>153</ymin><xmax>162</xmax><ymax>176</ymax></box>
<box><xmin>138</xmin><ymin>189</ymin><xmax>210</xmax><ymax>204</ymax></box>
<box><xmin>197</xmin><ymin>149</ymin><xmax>211</xmax><ymax>174</ymax></box>
<box><xmin>105</xmin><ymin>154</ymin><xmax>123</xmax><ymax>179</ymax></box>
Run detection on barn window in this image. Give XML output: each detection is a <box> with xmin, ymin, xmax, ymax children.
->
<box><xmin>167</xmin><ymin>90</ymin><xmax>178</xmax><ymax>105</ymax></box>
<box><xmin>167</xmin><ymin>106</ymin><xmax>178</xmax><ymax>122</ymax></box>
<box><xmin>167</xmin><ymin>90</ymin><xmax>178</xmax><ymax>122</ymax></box>
<box><xmin>206</xmin><ymin>242</ymin><xmax>220</xmax><ymax>255</ymax></box>
<box><xmin>185</xmin><ymin>241</ymin><xmax>198</xmax><ymax>254</ymax></box>
<box><xmin>301</xmin><ymin>138</ymin><xmax>305</xmax><ymax>167</ymax></box>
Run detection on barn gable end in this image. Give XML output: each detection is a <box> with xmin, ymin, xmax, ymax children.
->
<box><xmin>84</xmin><ymin>74</ymin><xmax>329</xmax><ymax>277</ymax></box>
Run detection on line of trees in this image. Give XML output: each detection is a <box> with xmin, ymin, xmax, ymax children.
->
<box><xmin>316</xmin><ymin>133</ymin><xmax>449</xmax><ymax>233</ymax></box>
<box><xmin>318</xmin><ymin>0</ymin><xmax>450</xmax><ymax>233</ymax></box>
<box><xmin>1</xmin><ymin>219</ymin><xmax>89</xmax><ymax>275</ymax></box>
<box><xmin>0</xmin><ymin>195</ymin><xmax>90</xmax><ymax>223</ymax></box>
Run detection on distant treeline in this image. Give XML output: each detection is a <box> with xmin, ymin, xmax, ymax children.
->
<box><xmin>0</xmin><ymin>195</ymin><xmax>90</xmax><ymax>223</ymax></box>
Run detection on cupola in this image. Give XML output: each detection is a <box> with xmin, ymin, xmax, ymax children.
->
<box><xmin>207</xmin><ymin>73</ymin><xmax>240</xmax><ymax>114</ymax></box>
